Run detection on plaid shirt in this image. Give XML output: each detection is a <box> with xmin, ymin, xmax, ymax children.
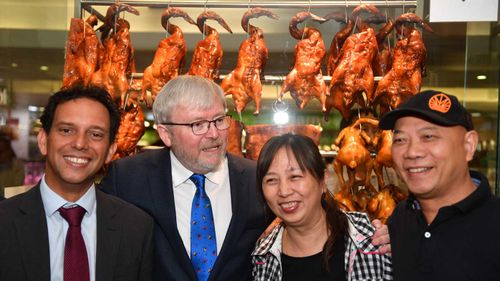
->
<box><xmin>251</xmin><ymin>212</ymin><xmax>393</xmax><ymax>281</ymax></box>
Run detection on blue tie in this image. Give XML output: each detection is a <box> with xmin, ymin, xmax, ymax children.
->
<box><xmin>190</xmin><ymin>174</ymin><xmax>217</xmax><ymax>281</ymax></box>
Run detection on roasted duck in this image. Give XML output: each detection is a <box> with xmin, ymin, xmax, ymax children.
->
<box><xmin>334</xmin><ymin>190</ymin><xmax>357</xmax><ymax>212</ymax></box>
<box><xmin>62</xmin><ymin>15</ymin><xmax>100</xmax><ymax>89</ymax></box>
<box><xmin>221</xmin><ymin>7</ymin><xmax>278</xmax><ymax>115</ymax></box>
<box><xmin>333</xmin><ymin>117</ymin><xmax>375</xmax><ymax>193</ymax></box>
<box><xmin>279</xmin><ymin>12</ymin><xmax>327</xmax><ymax>111</ymax></box>
<box><xmin>244</xmin><ymin>124</ymin><xmax>321</xmax><ymax>160</ymax></box>
<box><xmin>141</xmin><ymin>8</ymin><xmax>196</xmax><ymax>108</ymax></box>
<box><xmin>227</xmin><ymin>119</ymin><xmax>244</xmax><ymax>157</ymax></box>
<box><xmin>98</xmin><ymin>3</ymin><xmax>139</xmax><ymax>41</ymax></box>
<box><xmin>367</xmin><ymin>185</ymin><xmax>396</xmax><ymax>224</ymax></box>
<box><xmin>349</xmin><ymin>117</ymin><xmax>393</xmax><ymax>189</ymax></box>
<box><xmin>372</xmin><ymin>13</ymin><xmax>433</xmax><ymax>116</ymax></box>
<box><xmin>323</xmin><ymin>11</ymin><xmax>354</xmax><ymax>76</ymax></box>
<box><xmin>188</xmin><ymin>11</ymin><xmax>233</xmax><ymax>80</ymax></box>
<box><xmin>92</xmin><ymin>17</ymin><xmax>136</xmax><ymax>106</ymax></box>
<box><xmin>326</xmin><ymin>4</ymin><xmax>381</xmax><ymax>120</ymax></box>
<box><xmin>370</xmin><ymin>16</ymin><xmax>394</xmax><ymax>77</ymax></box>
<box><xmin>373</xmin><ymin>129</ymin><xmax>394</xmax><ymax>189</ymax></box>
<box><xmin>112</xmin><ymin>80</ymin><xmax>145</xmax><ymax>160</ymax></box>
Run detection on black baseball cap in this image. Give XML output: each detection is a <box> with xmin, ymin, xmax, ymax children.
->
<box><xmin>379</xmin><ymin>90</ymin><xmax>474</xmax><ymax>131</ymax></box>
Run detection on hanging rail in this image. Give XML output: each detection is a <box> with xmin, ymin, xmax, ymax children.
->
<box><xmin>80</xmin><ymin>0</ymin><xmax>417</xmax><ymax>9</ymax></box>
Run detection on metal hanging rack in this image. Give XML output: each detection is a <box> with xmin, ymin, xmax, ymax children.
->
<box><xmin>77</xmin><ymin>0</ymin><xmax>416</xmax><ymax>81</ymax></box>
<box><xmin>80</xmin><ymin>1</ymin><xmax>416</xmax><ymax>9</ymax></box>
<box><xmin>78</xmin><ymin>0</ymin><xmax>417</xmax><ymax>18</ymax></box>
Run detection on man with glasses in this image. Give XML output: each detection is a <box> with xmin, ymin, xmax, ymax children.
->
<box><xmin>100</xmin><ymin>75</ymin><xmax>270</xmax><ymax>281</ymax></box>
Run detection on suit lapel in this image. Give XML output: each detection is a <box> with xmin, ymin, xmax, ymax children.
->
<box><xmin>14</xmin><ymin>186</ymin><xmax>51</xmax><ymax>281</ymax></box>
<box><xmin>149</xmin><ymin>149</ymin><xmax>195</xmax><ymax>278</ymax></box>
<box><xmin>210</xmin><ymin>154</ymin><xmax>250</xmax><ymax>279</ymax></box>
<box><xmin>95</xmin><ymin>189</ymin><xmax>120</xmax><ymax>281</ymax></box>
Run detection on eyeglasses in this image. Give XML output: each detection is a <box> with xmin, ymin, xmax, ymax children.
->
<box><xmin>161</xmin><ymin>115</ymin><xmax>231</xmax><ymax>135</ymax></box>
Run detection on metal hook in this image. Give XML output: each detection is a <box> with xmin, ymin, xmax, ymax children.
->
<box><xmin>202</xmin><ymin>0</ymin><xmax>209</xmax><ymax>39</ymax></box>
<box><xmin>300</xmin><ymin>0</ymin><xmax>312</xmax><ymax>41</ymax></box>
<box><xmin>247</xmin><ymin>0</ymin><xmax>251</xmax><ymax>39</ymax></box>
<box><xmin>344</xmin><ymin>0</ymin><xmax>349</xmax><ymax>21</ymax></box>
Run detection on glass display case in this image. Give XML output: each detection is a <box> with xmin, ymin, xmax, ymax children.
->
<box><xmin>0</xmin><ymin>0</ymin><xmax>498</xmax><ymax>194</ymax></box>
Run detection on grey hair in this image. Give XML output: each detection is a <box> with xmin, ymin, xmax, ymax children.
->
<box><xmin>153</xmin><ymin>75</ymin><xmax>227</xmax><ymax>124</ymax></box>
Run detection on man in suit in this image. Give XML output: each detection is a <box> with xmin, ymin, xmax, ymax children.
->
<box><xmin>0</xmin><ymin>86</ymin><xmax>154</xmax><ymax>281</ymax></box>
<box><xmin>100</xmin><ymin>75</ymin><xmax>270</xmax><ymax>281</ymax></box>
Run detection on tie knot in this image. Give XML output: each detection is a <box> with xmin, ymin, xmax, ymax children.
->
<box><xmin>190</xmin><ymin>174</ymin><xmax>206</xmax><ymax>191</ymax></box>
<box><xmin>59</xmin><ymin>206</ymin><xmax>86</xmax><ymax>227</ymax></box>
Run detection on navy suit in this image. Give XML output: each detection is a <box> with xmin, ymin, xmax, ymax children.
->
<box><xmin>100</xmin><ymin>149</ymin><xmax>270</xmax><ymax>281</ymax></box>
<box><xmin>0</xmin><ymin>185</ymin><xmax>154</xmax><ymax>281</ymax></box>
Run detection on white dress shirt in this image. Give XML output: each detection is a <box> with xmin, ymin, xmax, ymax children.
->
<box><xmin>39</xmin><ymin>176</ymin><xmax>97</xmax><ymax>281</ymax></box>
<box><xmin>170</xmin><ymin>151</ymin><xmax>233</xmax><ymax>256</ymax></box>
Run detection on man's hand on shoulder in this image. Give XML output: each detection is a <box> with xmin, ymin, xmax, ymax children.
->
<box><xmin>371</xmin><ymin>219</ymin><xmax>391</xmax><ymax>254</ymax></box>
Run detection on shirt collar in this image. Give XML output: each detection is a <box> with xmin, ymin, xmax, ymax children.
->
<box><xmin>406</xmin><ymin>170</ymin><xmax>491</xmax><ymax>214</ymax></box>
<box><xmin>251</xmin><ymin>218</ymin><xmax>284</xmax><ymax>257</ymax></box>
<box><xmin>170</xmin><ymin>150</ymin><xmax>227</xmax><ymax>188</ymax></box>
<box><xmin>453</xmin><ymin>170</ymin><xmax>492</xmax><ymax>213</ymax></box>
<box><xmin>39</xmin><ymin>175</ymin><xmax>96</xmax><ymax>217</ymax></box>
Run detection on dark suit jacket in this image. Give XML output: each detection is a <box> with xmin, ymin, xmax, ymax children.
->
<box><xmin>100</xmin><ymin>149</ymin><xmax>270</xmax><ymax>281</ymax></box>
<box><xmin>0</xmin><ymin>184</ymin><xmax>154</xmax><ymax>281</ymax></box>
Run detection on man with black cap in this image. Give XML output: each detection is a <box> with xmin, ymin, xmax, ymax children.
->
<box><xmin>379</xmin><ymin>90</ymin><xmax>500</xmax><ymax>281</ymax></box>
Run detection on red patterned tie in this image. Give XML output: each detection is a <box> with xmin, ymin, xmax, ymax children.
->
<box><xmin>58</xmin><ymin>206</ymin><xmax>90</xmax><ymax>281</ymax></box>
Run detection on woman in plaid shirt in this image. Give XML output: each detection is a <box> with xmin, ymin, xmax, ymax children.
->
<box><xmin>251</xmin><ymin>134</ymin><xmax>392</xmax><ymax>281</ymax></box>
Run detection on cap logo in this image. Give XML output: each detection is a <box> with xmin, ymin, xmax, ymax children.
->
<box><xmin>428</xmin><ymin>93</ymin><xmax>451</xmax><ymax>113</ymax></box>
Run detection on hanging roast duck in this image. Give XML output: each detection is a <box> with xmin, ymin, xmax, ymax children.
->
<box><xmin>141</xmin><ymin>7</ymin><xmax>196</xmax><ymax>107</ymax></box>
<box><xmin>221</xmin><ymin>7</ymin><xmax>278</xmax><ymax>115</ymax></box>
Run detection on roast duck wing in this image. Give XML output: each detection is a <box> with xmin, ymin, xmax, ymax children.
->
<box><xmin>221</xmin><ymin>7</ymin><xmax>278</xmax><ymax>115</ymax></box>
<box><xmin>188</xmin><ymin>11</ymin><xmax>233</xmax><ymax>80</ymax></box>
<box><xmin>325</xmin><ymin>4</ymin><xmax>381</xmax><ymax>121</ymax></box>
<box><xmin>112</xmin><ymin>80</ymin><xmax>145</xmax><ymax>160</ymax></box>
<box><xmin>279</xmin><ymin>12</ymin><xmax>328</xmax><ymax>111</ymax></box>
<box><xmin>62</xmin><ymin>15</ymin><xmax>100</xmax><ymax>89</ymax></box>
<box><xmin>141</xmin><ymin>8</ymin><xmax>196</xmax><ymax>108</ymax></box>
<box><xmin>333</xmin><ymin>117</ymin><xmax>376</xmax><ymax>194</ymax></box>
<box><xmin>91</xmin><ymin>4</ymin><xmax>139</xmax><ymax>106</ymax></box>
<box><xmin>372</xmin><ymin>13</ymin><xmax>433</xmax><ymax>116</ymax></box>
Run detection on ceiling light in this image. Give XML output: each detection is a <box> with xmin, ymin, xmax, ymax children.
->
<box><xmin>272</xmin><ymin>100</ymin><xmax>289</xmax><ymax>125</ymax></box>
<box><xmin>11</xmin><ymin>63</ymin><xmax>18</xmax><ymax>68</ymax></box>
<box><xmin>476</xmin><ymin>75</ymin><xmax>487</xmax><ymax>80</ymax></box>
<box><xmin>273</xmin><ymin>111</ymin><xmax>289</xmax><ymax>125</ymax></box>
<box><xmin>144</xmin><ymin>120</ymin><xmax>151</xmax><ymax>127</ymax></box>
<box><xmin>40</xmin><ymin>66</ymin><xmax>49</xmax><ymax>71</ymax></box>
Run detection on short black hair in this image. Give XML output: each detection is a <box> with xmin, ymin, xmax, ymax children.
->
<box><xmin>40</xmin><ymin>86</ymin><xmax>121</xmax><ymax>142</ymax></box>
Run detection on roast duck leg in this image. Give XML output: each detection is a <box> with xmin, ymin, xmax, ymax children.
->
<box><xmin>221</xmin><ymin>7</ymin><xmax>278</xmax><ymax>115</ymax></box>
<box><xmin>372</xmin><ymin>13</ymin><xmax>433</xmax><ymax>116</ymax></box>
<box><xmin>326</xmin><ymin>4</ymin><xmax>381</xmax><ymax>121</ymax></box>
<box><xmin>62</xmin><ymin>15</ymin><xmax>100</xmax><ymax>89</ymax></box>
<box><xmin>141</xmin><ymin>8</ymin><xmax>196</xmax><ymax>108</ymax></box>
<box><xmin>188</xmin><ymin>11</ymin><xmax>233</xmax><ymax>80</ymax></box>
<box><xmin>278</xmin><ymin>12</ymin><xmax>328</xmax><ymax>111</ymax></box>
